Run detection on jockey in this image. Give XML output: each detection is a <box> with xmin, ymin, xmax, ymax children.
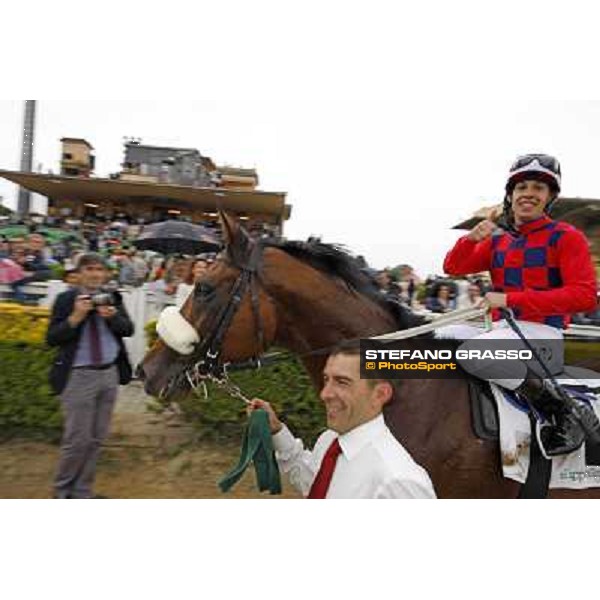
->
<box><xmin>440</xmin><ymin>153</ymin><xmax>600</xmax><ymax>456</ymax></box>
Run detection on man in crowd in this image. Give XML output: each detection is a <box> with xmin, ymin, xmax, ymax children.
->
<box><xmin>375</xmin><ymin>269</ymin><xmax>401</xmax><ymax>301</ymax></box>
<box><xmin>10</xmin><ymin>233</ymin><xmax>53</xmax><ymax>301</ymax></box>
<box><xmin>457</xmin><ymin>281</ymin><xmax>483</xmax><ymax>309</ymax></box>
<box><xmin>115</xmin><ymin>249</ymin><xmax>136</xmax><ymax>286</ymax></box>
<box><xmin>28</xmin><ymin>232</ymin><xmax>53</xmax><ymax>261</ymax></box>
<box><xmin>131</xmin><ymin>250</ymin><xmax>149</xmax><ymax>287</ymax></box>
<box><xmin>249</xmin><ymin>342</ymin><xmax>436</xmax><ymax>499</ymax></box>
<box><xmin>46</xmin><ymin>253</ymin><xmax>134</xmax><ymax>499</ymax></box>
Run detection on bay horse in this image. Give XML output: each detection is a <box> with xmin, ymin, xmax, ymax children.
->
<box><xmin>140</xmin><ymin>212</ymin><xmax>600</xmax><ymax>498</ymax></box>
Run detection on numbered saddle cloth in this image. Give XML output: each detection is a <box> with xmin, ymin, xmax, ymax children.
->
<box><xmin>491</xmin><ymin>379</ymin><xmax>600</xmax><ymax>490</ymax></box>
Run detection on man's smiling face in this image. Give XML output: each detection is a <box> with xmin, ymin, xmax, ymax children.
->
<box><xmin>320</xmin><ymin>353</ymin><xmax>392</xmax><ymax>434</ymax></box>
<box><xmin>510</xmin><ymin>179</ymin><xmax>552</xmax><ymax>225</ymax></box>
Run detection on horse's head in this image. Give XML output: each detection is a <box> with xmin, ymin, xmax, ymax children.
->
<box><xmin>139</xmin><ymin>211</ymin><xmax>278</xmax><ymax>399</ymax></box>
<box><xmin>140</xmin><ymin>212</ymin><xmax>425</xmax><ymax>399</ymax></box>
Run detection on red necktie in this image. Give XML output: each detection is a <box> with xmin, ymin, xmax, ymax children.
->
<box><xmin>308</xmin><ymin>438</ymin><xmax>342</xmax><ymax>499</ymax></box>
<box><xmin>89</xmin><ymin>314</ymin><xmax>103</xmax><ymax>366</ymax></box>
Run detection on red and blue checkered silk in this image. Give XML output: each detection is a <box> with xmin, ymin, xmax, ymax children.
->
<box><xmin>444</xmin><ymin>215</ymin><xmax>598</xmax><ymax>328</ymax></box>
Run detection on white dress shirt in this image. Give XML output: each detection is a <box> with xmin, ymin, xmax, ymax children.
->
<box><xmin>272</xmin><ymin>414</ymin><xmax>436</xmax><ymax>499</ymax></box>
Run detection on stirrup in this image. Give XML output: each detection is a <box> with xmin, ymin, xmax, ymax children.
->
<box><xmin>539</xmin><ymin>415</ymin><xmax>585</xmax><ymax>457</ymax></box>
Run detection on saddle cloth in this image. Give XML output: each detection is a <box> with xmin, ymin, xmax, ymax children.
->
<box><xmin>491</xmin><ymin>380</ymin><xmax>600</xmax><ymax>490</ymax></box>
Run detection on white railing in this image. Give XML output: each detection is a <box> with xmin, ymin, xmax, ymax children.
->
<box><xmin>0</xmin><ymin>281</ymin><xmax>177</xmax><ymax>367</ymax></box>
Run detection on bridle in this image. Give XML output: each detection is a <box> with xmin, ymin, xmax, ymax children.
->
<box><xmin>158</xmin><ymin>240</ymin><xmax>268</xmax><ymax>403</ymax></box>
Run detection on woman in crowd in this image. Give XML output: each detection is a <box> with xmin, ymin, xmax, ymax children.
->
<box><xmin>426</xmin><ymin>282</ymin><xmax>456</xmax><ymax>313</ymax></box>
<box><xmin>175</xmin><ymin>256</ymin><xmax>213</xmax><ymax>306</ymax></box>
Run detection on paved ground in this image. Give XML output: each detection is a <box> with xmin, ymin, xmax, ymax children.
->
<box><xmin>0</xmin><ymin>382</ymin><xmax>300</xmax><ymax>499</ymax></box>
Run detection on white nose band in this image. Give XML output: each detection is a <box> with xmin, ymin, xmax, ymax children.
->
<box><xmin>156</xmin><ymin>306</ymin><xmax>200</xmax><ymax>355</ymax></box>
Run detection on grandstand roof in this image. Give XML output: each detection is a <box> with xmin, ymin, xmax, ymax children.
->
<box><xmin>0</xmin><ymin>170</ymin><xmax>291</xmax><ymax>219</ymax></box>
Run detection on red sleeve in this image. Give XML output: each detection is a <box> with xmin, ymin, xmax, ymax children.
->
<box><xmin>507</xmin><ymin>228</ymin><xmax>598</xmax><ymax>315</ymax></box>
<box><xmin>444</xmin><ymin>235</ymin><xmax>493</xmax><ymax>276</ymax></box>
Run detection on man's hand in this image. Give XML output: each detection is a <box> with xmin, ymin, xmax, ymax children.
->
<box><xmin>97</xmin><ymin>305</ymin><xmax>117</xmax><ymax>319</ymax></box>
<box><xmin>248</xmin><ymin>398</ymin><xmax>283</xmax><ymax>434</ymax></box>
<box><xmin>468</xmin><ymin>219</ymin><xmax>497</xmax><ymax>242</ymax></box>
<box><xmin>480</xmin><ymin>292</ymin><xmax>507</xmax><ymax>309</ymax></box>
<box><xmin>68</xmin><ymin>295</ymin><xmax>93</xmax><ymax>327</ymax></box>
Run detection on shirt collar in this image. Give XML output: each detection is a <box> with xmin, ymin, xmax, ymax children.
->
<box><xmin>337</xmin><ymin>414</ymin><xmax>386</xmax><ymax>460</ymax></box>
<box><xmin>516</xmin><ymin>215</ymin><xmax>553</xmax><ymax>235</ymax></box>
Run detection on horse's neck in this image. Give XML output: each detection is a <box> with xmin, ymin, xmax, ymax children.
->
<box><xmin>263</xmin><ymin>262</ymin><xmax>397</xmax><ymax>360</ymax></box>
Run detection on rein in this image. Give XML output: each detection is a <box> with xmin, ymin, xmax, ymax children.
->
<box><xmin>372</xmin><ymin>306</ymin><xmax>489</xmax><ymax>340</ymax></box>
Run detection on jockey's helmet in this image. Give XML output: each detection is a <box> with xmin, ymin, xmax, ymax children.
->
<box><xmin>505</xmin><ymin>153</ymin><xmax>561</xmax><ymax>196</ymax></box>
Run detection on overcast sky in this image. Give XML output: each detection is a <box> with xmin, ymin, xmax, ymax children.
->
<box><xmin>2</xmin><ymin>2</ymin><xmax>600</xmax><ymax>278</ymax></box>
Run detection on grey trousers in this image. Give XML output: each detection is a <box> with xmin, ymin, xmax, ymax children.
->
<box><xmin>54</xmin><ymin>366</ymin><xmax>118</xmax><ymax>499</ymax></box>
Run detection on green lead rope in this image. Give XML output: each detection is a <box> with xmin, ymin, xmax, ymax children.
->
<box><xmin>218</xmin><ymin>409</ymin><xmax>282</xmax><ymax>495</ymax></box>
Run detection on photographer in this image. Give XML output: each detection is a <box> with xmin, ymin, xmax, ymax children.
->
<box><xmin>46</xmin><ymin>253</ymin><xmax>134</xmax><ymax>499</ymax></box>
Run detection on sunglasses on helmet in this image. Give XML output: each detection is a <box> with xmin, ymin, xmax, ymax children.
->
<box><xmin>510</xmin><ymin>154</ymin><xmax>561</xmax><ymax>176</ymax></box>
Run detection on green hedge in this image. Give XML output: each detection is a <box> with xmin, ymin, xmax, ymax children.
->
<box><xmin>0</xmin><ymin>337</ymin><xmax>326</xmax><ymax>445</ymax></box>
<box><xmin>0</xmin><ymin>342</ymin><xmax>61</xmax><ymax>440</ymax></box>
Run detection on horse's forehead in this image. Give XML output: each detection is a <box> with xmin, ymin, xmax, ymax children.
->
<box><xmin>210</xmin><ymin>253</ymin><xmax>238</xmax><ymax>275</ymax></box>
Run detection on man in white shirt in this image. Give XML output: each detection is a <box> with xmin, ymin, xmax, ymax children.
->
<box><xmin>249</xmin><ymin>343</ymin><xmax>436</xmax><ymax>499</ymax></box>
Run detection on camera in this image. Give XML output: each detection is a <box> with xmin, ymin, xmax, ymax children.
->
<box><xmin>89</xmin><ymin>291</ymin><xmax>115</xmax><ymax>307</ymax></box>
<box><xmin>86</xmin><ymin>283</ymin><xmax>118</xmax><ymax>308</ymax></box>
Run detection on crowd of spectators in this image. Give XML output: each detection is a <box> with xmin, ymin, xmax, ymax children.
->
<box><xmin>0</xmin><ymin>215</ymin><xmax>217</xmax><ymax>304</ymax></box>
<box><xmin>369</xmin><ymin>267</ymin><xmax>488</xmax><ymax>314</ymax></box>
<box><xmin>2</xmin><ymin>214</ymin><xmax>599</xmax><ymax>327</ymax></box>
<box><xmin>370</xmin><ymin>266</ymin><xmax>600</xmax><ymax>326</ymax></box>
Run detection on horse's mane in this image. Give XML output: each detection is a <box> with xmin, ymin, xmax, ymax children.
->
<box><xmin>264</xmin><ymin>238</ymin><xmax>429</xmax><ymax>331</ymax></box>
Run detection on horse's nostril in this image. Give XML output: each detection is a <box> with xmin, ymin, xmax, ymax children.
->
<box><xmin>135</xmin><ymin>364</ymin><xmax>146</xmax><ymax>380</ymax></box>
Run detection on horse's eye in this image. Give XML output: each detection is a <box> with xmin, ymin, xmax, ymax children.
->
<box><xmin>194</xmin><ymin>281</ymin><xmax>216</xmax><ymax>301</ymax></box>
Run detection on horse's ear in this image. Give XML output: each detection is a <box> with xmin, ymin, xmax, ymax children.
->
<box><xmin>218</xmin><ymin>210</ymin><xmax>253</xmax><ymax>267</ymax></box>
<box><xmin>219</xmin><ymin>210</ymin><xmax>240</xmax><ymax>247</ymax></box>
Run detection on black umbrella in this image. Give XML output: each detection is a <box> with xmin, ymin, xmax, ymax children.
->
<box><xmin>132</xmin><ymin>220</ymin><xmax>221</xmax><ymax>255</ymax></box>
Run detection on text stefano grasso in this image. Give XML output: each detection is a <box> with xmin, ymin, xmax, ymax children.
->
<box><xmin>364</xmin><ymin>349</ymin><xmax>533</xmax><ymax>361</ymax></box>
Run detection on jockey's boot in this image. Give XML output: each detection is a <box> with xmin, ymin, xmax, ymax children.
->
<box><xmin>516</xmin><ymin>373</ymin><xmax>585</xmax><ymax>457</ymax></box>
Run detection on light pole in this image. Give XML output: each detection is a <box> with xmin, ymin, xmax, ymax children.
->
<box><xmin>17</xmin><ymin>100</ymin><xmax>36</xmax><ymax>218</ymax></box>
